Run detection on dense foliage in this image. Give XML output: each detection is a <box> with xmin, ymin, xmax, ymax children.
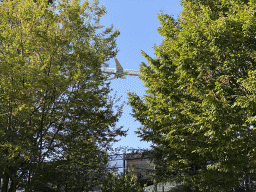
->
<box><xmin>0</xmin><ymin>0</ymin><xmax>128</xmax><ymax>191</ymax></box>
<box><xmin>101</xmin><ymin>166</ymin><xmax>145</xmax><ymax>192</ymax></box>
<box><xmin>128</xmin><ymin>0</ymin><xmax>256</xmax><ymax>191</ymax></box>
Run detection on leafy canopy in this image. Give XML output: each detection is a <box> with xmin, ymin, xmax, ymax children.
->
<box><xmin>0</xmin><ymin>0</ymin><xmax>128</xmax><ymax>191</ymax></box>
<box><xmin>128</xmin><ymin>0</ymin><xmax>256</xmax><ymax>191</ymax></box>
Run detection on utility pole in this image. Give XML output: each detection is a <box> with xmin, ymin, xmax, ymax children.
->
<box><xmin>123</xmin><ymin>150</ymin><xmax>126</xmax><ymax>175</ymax></box>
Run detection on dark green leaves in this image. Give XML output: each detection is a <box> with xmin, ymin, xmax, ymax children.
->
<box><xmin>128</xmin><ymin>0</ymin><xmax>256</xmax><ymax>191</ymax></box>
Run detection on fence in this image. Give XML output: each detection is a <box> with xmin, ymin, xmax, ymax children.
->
<box><xmin>1</xmin><ymin>148</ymin><xmax>164</xmax><ymax>192</ymax></box>
<box><xmin>144</xmin><ymin>182</ymin><xmax>178</xmax><ymax>192</ymax></box>
<box><xmin>96</xmin><ymin>149</ymin><xmax>179</xmax><ymax>192</ymax></box>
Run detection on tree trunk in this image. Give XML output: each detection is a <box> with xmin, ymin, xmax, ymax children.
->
<box><xmin>245</xmin><ymin>174</ymin><xmax>249</xmax><ymax>191</ymax></box>
<box><xmin>8</xmin><ymin>175</ymin><xmax>17</xmax><ymax>192</ymax></box>
<box><xmin>153</xmin><ymin>179</ymin><xmax>158</xmax><ymax>192</ymax></box>
<box><xmin>1</xmin><ymin>172</ymin><xmax>9</xmax><ymax>192</ymax></box>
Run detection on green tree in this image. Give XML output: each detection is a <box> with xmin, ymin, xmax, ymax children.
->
<box><xmin>0</xmin><ymin>0</ymin><xmax>128</xmax><ymax>191</ymax></box>
<box><xmin>101</xmin><ymin>165</ymin><xmax>144</xmax><ymax>192</ymax></box>
<box><xmin>128</xmin><ymin>0</ymin><xmax>256</xmax><ymax>191</ymax></box>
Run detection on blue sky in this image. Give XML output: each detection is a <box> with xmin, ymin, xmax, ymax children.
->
<box><xmin>85</xmin><ymin>0</ymin><xmax>183</xmax><ymax>174</ymax></box>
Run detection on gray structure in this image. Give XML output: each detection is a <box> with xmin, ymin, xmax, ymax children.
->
<box><xmin>125</xmin><ymin>151</ymin><xmax>178</xmax><ymax>192</ymax></box>
<box><xmin>125</xmin><ymin>152</ymin><xmax>156</xmax><ymax>181</ymax></box>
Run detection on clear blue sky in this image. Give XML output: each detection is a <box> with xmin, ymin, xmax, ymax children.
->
<box><xmin>85</xmin><ymin>0</ymin><xmax>183</xmax><ymax>174</ymax></box>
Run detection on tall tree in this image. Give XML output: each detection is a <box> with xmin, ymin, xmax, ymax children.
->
<box><xmin>128</xmin><ymin>0</ymin><xmax>256</xmax><ymax>191</ymax></box>
<box><xmin>0</xmin><ymin>0</ymin><xmax>128</xmax><ymax>191</ymax></box>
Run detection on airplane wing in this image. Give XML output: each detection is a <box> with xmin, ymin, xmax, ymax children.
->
<box><xmin>108</xmin><ymin>75</ymin><xmax>126</xmax><ymax>80</ymax></box>
<box><xmin>108</xmin><ymin>76</ymin><xmax>117</xmax><ymax>80</ymax></box>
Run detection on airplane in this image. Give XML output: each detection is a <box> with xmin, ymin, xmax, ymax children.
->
<box><xmin>101</xmin><ymin>58</ymin><xmax>141</xmax><ymax>80</ymax></box>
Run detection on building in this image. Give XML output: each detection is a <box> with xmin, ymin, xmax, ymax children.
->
<box><xmin>125</xmin><ymin>151</ymin><xmax>178</xmax><ymax>192</ymax></box>
<box><xmin>125</xmin><ymin>152</ymin><xmax>156</xmax><ymax>182</ymax></box>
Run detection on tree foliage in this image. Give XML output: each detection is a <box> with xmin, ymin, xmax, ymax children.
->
<box><xmin>0</xmin><ymin>0</ymin><xmax>128</xmax><ymax>191</ymax></box>
<box><xmin>128</xmin><ymin>0</ymin><xmax>256</xmax><ymax>191</ymax></box>
<box><xmin>101</xmin><ymin>165</ymin><xmax>145</xmax><ymax>192</ymax></box>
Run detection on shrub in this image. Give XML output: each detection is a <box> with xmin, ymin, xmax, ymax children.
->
<box><xmin>101</xmin><ymin>166</ymin><xmax>144</xmax><ymax>192</ymax></box>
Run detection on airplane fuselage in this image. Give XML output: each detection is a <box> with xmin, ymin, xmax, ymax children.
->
<box><xmin>100</xmin><ymin>58</ymin><xmax>141</xmax><ymax>80</ymax></box>
<box><xmin>101</xmin><ymin>68</ymin><xmax>141</xmax><ymax>77</ymax></box>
